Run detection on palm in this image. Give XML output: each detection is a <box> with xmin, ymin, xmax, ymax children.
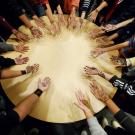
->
<box><xmin>84</xmin><ymin>66</ymin><xmax>98</xmax><ymax>76</ymax></box>
<box><xmin>38</xmin><ymin>77</ymin><xmax>51</xmax><ymax>92</ymax></box>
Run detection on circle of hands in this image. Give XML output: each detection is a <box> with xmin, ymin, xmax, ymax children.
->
<box><xmin>8</xmin><ymin>14</ymin><xmax>119</xmax><ymax>112</ymax></box>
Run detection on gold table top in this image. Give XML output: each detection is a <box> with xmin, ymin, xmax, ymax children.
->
<box><xmin>1</xmin><ymin>16</ymin><xmax>120</xmax><ymax>123</ymax></box>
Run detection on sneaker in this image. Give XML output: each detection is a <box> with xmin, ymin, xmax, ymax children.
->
<box><xmin>102</xmin><ymin>117</ymin><xmax>109</xmax><ymax>128</ymax></box>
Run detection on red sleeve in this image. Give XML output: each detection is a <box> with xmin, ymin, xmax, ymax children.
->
<box><xmin>71</xmin><ymin>0</ymin><xmax>80</xmax><ymax>8</ymax></box>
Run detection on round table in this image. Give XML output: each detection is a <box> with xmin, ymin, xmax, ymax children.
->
<box><xmin>1</xmin><ymin>15</ymin><xmax>121</xmax><ymax>123</ymax></box>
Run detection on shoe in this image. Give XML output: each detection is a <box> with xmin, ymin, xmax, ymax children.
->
<box><xmin>102</xmin><ymin>117</ymin><xmax>109</xmax><ymax>128</ymax></box>
<box><xmin>111</xmin><ymin>120</ymin><xmax>122</xmax><ymax>129</ymax></box>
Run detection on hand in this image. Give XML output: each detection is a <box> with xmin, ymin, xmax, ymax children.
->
<box><xmin>80</xmin><ymin>18</ymin><xmax>85</xmax><ymax>29</ymax></box>
<box><xmin>101</xmin><ymin>24</ymin><xmax>117</xmax><ymax>32</ymax></box>
<box><xmin>91</xmin><ymin>48</ymin><xmax>105</xmax><ymax>58</ymax></box>
<box><xmin>84</xmin><ymin>66</ymin><xmax>99</xmax><ymax>76</ymax></box>
<box><xmin>14</xmin><ymin>44</ymin><xmax>29</xmax><ymax>53</ymax></box>
<box><xmin>50</xmin><ymin>21</ymin><xmax>60</xmax><ymax>35</ymax></box>
<box><xmin>15</xmin><ymin>55</ymin><xmax>29</xmax><ymax>65</ymax></box>
<box><xmin>34</xmin><ymin>18</ymin><xmax>46</xmax><ymax>28</ymax></box>
<box><xmin>14</xmin><ymin>31</ymin><xmax>30</xmax><ymax>42</ymax></box>
<box><xmin>26</xmin><ymin>64</ymin><xmax>39</xmax><ymax>74</ymax></box>
<box><xmin>110</xmin><ymin>56</ymin><xmax>127</xmax><ymax>68</ymax></box>
<box><xmin>89</xmin><ymin>28</ymin><xmax>105</xmax><ymax>39</ymax></box>
<box><xmin>38</xmin><ymin>77</ymin><xmax>51</xmax><ymax>92</ymax></box>
<box><xmin>74</xmin><ymin>18</ymin><xmax>81</xmax><ymax>31</ymax></box>
<box><xmin>75</xmin><ymin>90</ymin><xmax>93</xmax><ymax>117</ymax></box>
<box><xmin>96</xmin><ymin>36</ymin><xmax>114</xmax><ymax>47</ymax></box>
<box><xmin>68</xmin><ymin>14</ymin><xmax>76</xmax><ymax>30</ymax></box>
<box><xmin>88</xmin><ymin>10</ymin><xmax>99</xmax><ymax>22</ymax></box>
<box><xmin>89</xmin><ymin>80</ymin><xmax>109</xmax><ymax>103</ymax></box>
<box><xmin>30</xmin><ymin>26</ymin><xmax>43</xmax><ymax>38</ymax></box>
<box><xmin>58</xmin><ymin>14</ymin><xmax>67</xmax><ymax>27</ymax></box>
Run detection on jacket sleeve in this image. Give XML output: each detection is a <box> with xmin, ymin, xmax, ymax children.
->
<box><xmin>114</xmin><ymin>110</ymin><xmax>135</xmax><ymax>135</ymax></box>
<box><xmin>0</xmin><ymin>16</ymin><xmax>14</xmax><ymax>33</ymax></box>
<box><xmin>0</xmin><ymin>56</ymin><xmax>16</xmax><ymax>69</ymax></box>
<box><xmin>87</xmin><ymin>117</ymin><xmax>107</xmax><ymax>135</ymax></box>
<box><xmin>71</xmin><ymin>0</ymin><xmax>80</xmax><ymax>8</ymax></box>
<box><xmin>0</xmin><ymin>42</ymin><xmax>14</xmax><ymax>53</ymax></box>
<box><xmin>128</xmin><ymin>34</ymin><xmax>135</xmax><ymax>49</ymax></box>
<box><xmin>109</xmin><ymin>75</ymin><xmax>135</xmax><ymax>96</ymax></box>
<box><xmin>20</xmin><ymin>0</ymin><xmax>35</xmax><ymax>18</ymax></box>
<box><xmin>7</xmin><ymin>0</ymin><xmax>25</xmax><ymax>17</ymax></box>
<box><xmin>81</xmin><ymin>0</ymin><xmax>91</xmax><ymax>12</ymax></box>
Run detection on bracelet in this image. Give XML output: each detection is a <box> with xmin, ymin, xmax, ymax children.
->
<box><xmin>34</xmin><ymin>89</ymin><xmax>43</xmax><ymax>97</ymax></box>
<box><xmin>21</xmin><ymin>70</ymin><xmax>27</xmax><ymax>75</ymax></box>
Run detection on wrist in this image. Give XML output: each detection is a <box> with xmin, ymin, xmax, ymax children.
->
<box><xmin>95</xmin><ymin>8</ymin><xmax>99</xmax><ymax>13</ymax></box>
<box><xmin>34</xmin><ymin>89</ymin><xmax>43</xmax><ymax>97</ymax></box>
<box><xmin>30</xmin><ymin>26</ymin><xmax>36</xmax><ymax>31</ymax></box>
<box><xmin>84</xmin><ymin>110</ymin><xmax>93</xmax><ymax>118</ymax></box>
<box><xmin>12</xmin><ymin>29</ymin><xmax>19</xmax><ymax>35</ymax></box>
<box><xmin>21</xmin><ymin>70</ymin><xmax>27</xmax><ymax>75</ymax></box>
<box><xmin>97</xmin><ymin>70</ymin><xmax>105</xmax><ymax>78</ymax></box>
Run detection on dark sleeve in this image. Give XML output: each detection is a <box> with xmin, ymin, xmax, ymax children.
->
<box><xmin>109</xmin><ymin>75</ymin><xmax>135</xmax><ymax>95</ymax></box>
<box><xmin>81</xmin><ymin>0</ymin><xmax>91</xmax><ymax>12</ymax></box>
<box><xmin>7</xmin><ymin>0</ymin><xmax>25</xmax><ymax>17</ymax></box>
<box><xmin>117</xmin><ymin>20</ymin><xmax>135</xmax><ymax>38</ymax></box>
<box><xmin>20</xmin><ymin>0</ymin><xmax>35</xmax><ymax>18</ymax></box>
<box><xmin>128</xmin><ymin>35</ymin><xmax>135</xmax><ymax>49</ymax></box>
<box><xmin>0</xmin><ymin>56</ymin><xmax>16</xmax><ymax>69</ymax></box>
<box><xmin>114</xmin><ymin>110</ymin><xmax>135</xmax><ymax>135</ymax></box>
<box><xmin>0</xmin><ymin>110</ymin><xmax>20</xmax><ymax>128</ymax></box>
<box><xmin>0</xmin><ymin>42</ymin><xmax>14</xmax><ymax>53</ymax></box>
<box><xmin>0</xmin><ymin>16</ymin><xmax>14</xmax><ymax>32</ymax></box>
<box><xmin>49</xmin><ymin>0</ymin><xmax>60</xmax><ymax>11</ymax></box>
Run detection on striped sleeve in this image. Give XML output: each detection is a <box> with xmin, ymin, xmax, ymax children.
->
<box><xmin>110</xmin><ymin>76</ymin><xmax>135</xmax><ymax>96</ymax></box>
<box><xmin>81</xmin><ymin>0</ymin><xmax>91</xmax><ymax>11</ymax></box>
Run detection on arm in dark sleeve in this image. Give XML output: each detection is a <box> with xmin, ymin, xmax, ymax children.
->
<box><xmin>7</xmin><ymin>0</ymin><xmax>25</xmax><ymax>17</ymax></box>
<box><xmin>117</xmin><ymin>21</ymin><xmax>135</xmax><ymax>39</ymax></box>
<box><xmin>0</xmin><ymin>110</ymin><xmax>20</xmax><ymax>128</ymax></box>
<box><xmin>0</xmin><ymin>56</ymin><xmax>16</xmax><ymax>68</ymax></box>
<box><xmin>20</xmin><ymin>0</ymin><xmax>35</xmax><ymax>18</ymax></box>
<box><xmin>109</xmin><ymin>75</ymin><xmax>135</xmax><ymax>95</ymax></box>
<box><xmin>0</xmin><ymin>16</ymin><xmax>14</xmax><ymax>33</ymax></box>
<box><xmin>49</xmin><ymin>0</ymin><xmax>60</xmax><ymax>11</ymax></box>
<box><xmin>114</xmin><ymin>110</ymin><xmax>135</xmax><ymax>135</ymax></box>
<box><xmin>0</xmin><ymin>42</ymin><xmax>14</xmax><ymax>53</ymax></box>
<box><xmin>128</xmin><ymin>34</ymin><xmax>135</xmax><ymax>49</ymax></box>
<box><xmin>81</xmin><ymin>0</ymin><xmax>91</xmax><ymax>12</ymax></box>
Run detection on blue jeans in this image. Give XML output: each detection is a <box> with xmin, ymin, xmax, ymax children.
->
<box><xmin>32</xmin><ymin>4</ymin><xmax>45</xmax><ymax>17</ymax></box>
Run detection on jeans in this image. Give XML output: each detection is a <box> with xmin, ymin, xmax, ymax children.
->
<box><xmin>32</xmin><ymin>4</ymin><xmax>45</xmax><ymax>17</ymax></box>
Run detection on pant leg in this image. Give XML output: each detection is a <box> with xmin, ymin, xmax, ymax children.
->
<box><xmin>32</xmin><ymin>5</ymin><xmax>45</xmax><ymax>17</ymax></box>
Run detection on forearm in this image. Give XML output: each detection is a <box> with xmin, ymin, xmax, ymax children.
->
<box><xmin>0</xmin><ymin>16</ymin><xmax>14</xmax><ymax>33</ymax></box>
<box><xmin>57</xmin><ymin>5</ymin><xmax>63</xmax><ymax>14</ymax></box>
<box><xmin>45</xmin><ymin>4</ymin><xmax>54</xmax><ymax>23</ymax></box>
<box><xmin>96</xmin><ymin>1</ymin><xmax>108</xmax><ymax>12</ymax></box>
<box><xmin>19</xmin><ymin>14</ymin><xmax>32</xmax><ymax>28</ymax></box>
<box><xmin>115</xmin><ymin>18</ymin><xmax>134</xmax><ymax>29</ymax></box>
<box><xmin>0</xmin><ymin>42</ymin><xmax>14</xmax><ymax>52</ymax></box>
<box><xmin>103</xmin><ymin>41</ymin><xmax>129</xmax><ymax>52</ymax></box>
<box><xmin>81</xmin><ymin>12</ymin><xmax>86</xmax><ymax>19</ymax></box>
<box><xmin>1</xmin><ymin>70</ymin><xmax>25</xmax><ymax>79</ymax></box>
<box><xmin>97</xmin><ymin>70</ymin><xmax>114</xmax><ymax>81</ymax></box>
<box><xmin>13</xmin><ymin>93</ymin><xmax>38</xmax><ymax>121</ymax></box>
<box><xmin>105</xmin><ymin>99</ymin><xmax>120</xmax><ymax>115</ymax></box>
<box><xmin>108</xmin><ymin>33</ymin><xmax>119</xmax><ymax>41</ymax></box>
